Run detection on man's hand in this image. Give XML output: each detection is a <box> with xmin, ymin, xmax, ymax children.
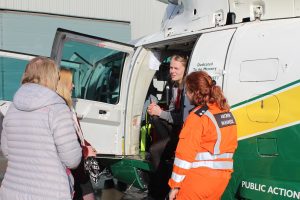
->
<box><xmin>169</xmin><ymin>188</ymin><xmax>179</xmax><ymax>200</ymax></box>
<box><xmin>147</xmin><ymin>102</ymin><xmax>162</xmax><ymax>116</ymax></box>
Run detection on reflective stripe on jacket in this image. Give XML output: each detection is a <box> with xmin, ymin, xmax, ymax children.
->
<box><xmin>169</xmin><ymin>103</ymin><xmax>237</xmax><ymax>189</ymax></box>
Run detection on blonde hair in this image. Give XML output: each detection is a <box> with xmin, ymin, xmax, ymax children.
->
<box><xmin>22</xmin><ymin>57</ymin><xmax>59</xmax><ymax>91</ymax></box>
<box><xmin>172</xmin><ymin>54</ymin><xmax>189</xmax><ymax>68</ymax></box>
<box><xmin>56</xmin><ymin>68</ymin><xmax>73</xmax><ymax>108</ymax></box>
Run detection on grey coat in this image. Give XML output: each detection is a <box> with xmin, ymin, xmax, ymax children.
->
<box><xmin>159</xmin><ymin>86</ymin><xmax>183</xmax><ymax>124</ymax></box>
<box><xmin>0</xmin><ymin>83</ymin><xmax>82</xmax><ymax>200</ymax></box>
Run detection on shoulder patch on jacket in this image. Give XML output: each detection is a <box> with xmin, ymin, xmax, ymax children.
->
<box><xmin>194</xmin><ymin>105</ymin><xmax>208</xmax><ymax>117</ymax></box>
<box><xmin>214</xmin><ymin>112</ymin><xmax>236</xmax><ymax>128</ymax></box>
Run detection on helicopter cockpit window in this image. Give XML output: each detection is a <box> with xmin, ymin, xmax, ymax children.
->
<box><xmin>61</xmin><ymin>40</ymin><xmax>126</xmax><ymax>104</ymax></box>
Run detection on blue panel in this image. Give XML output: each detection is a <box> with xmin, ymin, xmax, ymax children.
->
<box><xmin>0</xmin><ymin>57</ymin><xmax>28</xmax><ymax>101</ymax></box>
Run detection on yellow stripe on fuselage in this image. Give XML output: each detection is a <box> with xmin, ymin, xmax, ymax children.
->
<box><xmin>231</xmin><ymin>84</ymin><xmax>300</xmax><ymax>140</ymax></box>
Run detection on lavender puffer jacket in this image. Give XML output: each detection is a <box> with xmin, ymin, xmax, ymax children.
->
<box><xmin>0</xmin><ymin>83</ymin><xmax>82</xmax><ymax>200</ymax></box>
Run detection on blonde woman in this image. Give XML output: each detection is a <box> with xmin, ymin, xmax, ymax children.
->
<box><xmin>57</xmin><ymin>68</ymin><xmax>96</xmax><ymax>200</ymax></box>
<box><xmin>0</xmin><ymin>57</ymin><xmax>82</xmax><ymax>200</ymax></box>
<box><xmin>147</xmin><ymin>54</ymin><xmax>188</xmax><ymax>199</ymax></box>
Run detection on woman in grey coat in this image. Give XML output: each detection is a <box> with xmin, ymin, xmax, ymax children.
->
<box><xmin>0</xmin><ymin>57</ymin><xmax>82</xmax><ymax>200</ymax></box>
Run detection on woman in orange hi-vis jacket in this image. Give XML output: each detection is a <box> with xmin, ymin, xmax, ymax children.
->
<box><xmin>168</xmin><ymin>71</ymin><xmax>237</xmax><ymax>200</ymax></box>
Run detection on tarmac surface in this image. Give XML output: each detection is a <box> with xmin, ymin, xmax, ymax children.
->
<box><xmin>0</xmin><ymin>151</ymin><xmax>148</xmax><ymax>200</ymax></box>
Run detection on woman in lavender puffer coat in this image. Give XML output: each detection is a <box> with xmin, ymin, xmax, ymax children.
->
<box><xmin>0</xmin><ymin>57</ymin><xmax>82</xmax><ymax>200</ymax></box>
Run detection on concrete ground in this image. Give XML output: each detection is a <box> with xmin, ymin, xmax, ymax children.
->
<box><xmin>0</xmin><ymin>151</ymin><xmax>6</xmax><ymax>185</ymax></box>
<box><xmin>0</xmin><ymin>151</ymin><xmax>147</xmax><ymax>200</ymax></box>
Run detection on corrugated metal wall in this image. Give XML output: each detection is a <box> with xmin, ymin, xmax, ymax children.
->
<box><xmin>0</xmin><ymin>0</ymin><xmax>167</xmax><ymax>40</ymax></box>
<box><xmin>0</xmin><ymin>11</ymin><xmax>131</xmax><ymax>56</ymax></box>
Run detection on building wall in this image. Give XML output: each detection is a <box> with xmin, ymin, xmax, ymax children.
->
<box><xmin>0</xmin><ymin>0</ymin><xmax>167</xmax><ymax>40</ymax></box>
<box><xmin>0</xmin><ymin>10</ymin><xmax>131</xmax><ymax>56</ymax></box>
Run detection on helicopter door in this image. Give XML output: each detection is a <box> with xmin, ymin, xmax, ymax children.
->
<box><xmin>51</xmin><ymin>28</ymin><xmax>134</xmax><ymax>155</ymax></box>
<box><xmin>184</xmin><ymin>29</ymin><xmax>236</xmax><ymax>119</ymax></box>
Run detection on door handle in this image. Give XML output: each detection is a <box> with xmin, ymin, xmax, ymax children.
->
<box><xmin>99</xmin><ymin>110</ymin><xmax>107</xmax><ymax>115</ymax></box>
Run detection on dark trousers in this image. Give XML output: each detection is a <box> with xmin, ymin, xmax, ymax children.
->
<box><xmin>148</xmin><ymin>116</ymin><xmax>180</xmax><ymax>199</ymax></box>
<box><xmin>72</xmin><ymin>158</ymin><xmax>94</xmax><ymax>200</ymax></box>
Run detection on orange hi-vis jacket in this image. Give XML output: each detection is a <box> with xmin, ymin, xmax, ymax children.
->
<box><xmin>168</xmin><ymin>103</ymin><xmax>238</xmax><ymax>190</ymax></box>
